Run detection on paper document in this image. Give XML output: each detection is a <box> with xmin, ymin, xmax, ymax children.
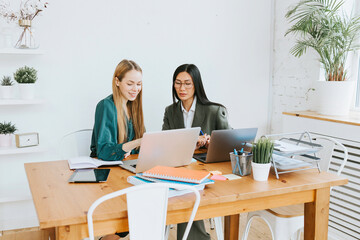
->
<box><xmin>274</xmin><ymin>140</ymin><xmax>318</xmax><ymax>155</ymax></box>
<box><xmin>272</xmin><ymin>154</ymin><xmax>312</xmax><ymax>170</ymax></box>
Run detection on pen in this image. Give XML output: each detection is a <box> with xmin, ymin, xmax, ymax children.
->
<box><xmin>233</xmin><ymin>149</ymin><xmax>242</xmax><ymax>176</ymax></box>
<box><xmin>200</xmin><ymin>130</ymin><xmax>204</xmax><ymax>135</ymax></box>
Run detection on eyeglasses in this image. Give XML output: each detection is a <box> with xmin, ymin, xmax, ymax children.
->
<box><xmin>174</xmin><ymin>81</ymin><xmax>193</xmax><ymax>89</ymax></box>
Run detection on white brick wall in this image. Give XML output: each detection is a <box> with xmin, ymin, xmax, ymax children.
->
<box><xmin>271</xmin><ymin>0</ymin><xmax>320</xmax><ymax>133</ymax></box>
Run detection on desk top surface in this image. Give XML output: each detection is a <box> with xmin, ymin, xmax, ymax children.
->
<box><xmin>25</xmin><ymin>156</ymin><xmax>347</xmax><ymax>229</ymax></box>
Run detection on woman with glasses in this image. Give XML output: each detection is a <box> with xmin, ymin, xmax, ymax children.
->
<box><xmin>162</xmin><ymin>63</ymin><xmax>230</xmax><ymax>240</ymax></box>
<box><xmin>91</xmin><ymin>59</ymin><xmax>145</xmax><ymax>239</ymax></box>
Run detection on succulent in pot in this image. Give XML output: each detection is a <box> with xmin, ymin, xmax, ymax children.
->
<box><xmin>0</xmin><ymin>76</ymin><xmax>15</xmax><ymax>99</ymax></box>
<box><xmin>0</xmin><ymin>121</ymin><xmax>17</xmax><ymax>147</ymax></box>
<box><xmin>251</xmin><ymin>138</ymin><xmax>274</xmax><ymax>181</ymax></box>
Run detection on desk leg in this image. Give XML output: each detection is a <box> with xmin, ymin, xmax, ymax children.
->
<box><xmin>224</xmin><ymin>214</ymin><xmax>239</xmax><ymax>240</ymax></box>
<box><xmin>56</xmin><ymin>225</ymin><xmax>85</xmax><ymax>240</ymax></box>
<box><xmin>304</xmin><ymin>187</ymin><xmax>330</xmax><ymax>240</ymax></box>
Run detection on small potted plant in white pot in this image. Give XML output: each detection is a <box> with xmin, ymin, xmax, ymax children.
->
<box><xmin>0</xmin><ymin>76</ymin><xmax>15</xmax><ymax>99</ymax></box>
<box><xmin>285</xmin><ymin>0</ymin><xmax>360</xmax><ymax>115</ymax></box>
<box><xmin>251</xmin><ymin>138</ymin><xmax>274</xmax><ymax>181</ymax></box>
<box><xmin>14</xmin><ymin>66</ymin><xmax>38</xmax><ymax>99</ymax></box>
<box><xmin>0</xmin><ymin>121</ymin><xmax>17</xmax><ymax>147</ymax></box>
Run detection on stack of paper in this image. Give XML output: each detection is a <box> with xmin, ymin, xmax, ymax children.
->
<box><xmin>272</xmin><ymin>154</ymin><xmax>312</xmax><ymax>170</ymax></box>
<box><xmin>273</xmin><ymin>140</ymin><xmax>318</xmax><ymax>156</ymax></box>
<box><xmin>127</xmin><ymin>166</ymin><xmax>214</xmax><ymax>198</ymax></box>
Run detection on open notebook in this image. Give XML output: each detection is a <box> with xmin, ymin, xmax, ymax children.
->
<box><xmin>68</xmin><ymin>156</ymin><xmax>123</xmax><ymax>169</ymax></box>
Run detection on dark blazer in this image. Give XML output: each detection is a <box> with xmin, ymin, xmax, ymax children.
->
<box><xmin>162</xmin><ymin>101</ymin><xmax>230</xmax><ymax>134</ymax></box>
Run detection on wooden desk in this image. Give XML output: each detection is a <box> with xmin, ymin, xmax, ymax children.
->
<box><xmin>25</xmin><ymin>157</ymin><xmax>347</xmax><ymax>240</ymax></box>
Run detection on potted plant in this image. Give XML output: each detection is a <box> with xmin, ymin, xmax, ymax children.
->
<box><xmin>0</xmin><ymin>76</ymin><xmax>14</xmax><ymax>99</ymax></box>
<box><xmin>251</xmin><ymin>138</ymin><xmax>274</xmax><ymax>181</ymax></box>
<box><xmin>0</xmin><ymin>121</ymin><xmax>17</xmax><ymax>147</ymax></box>
<box><xmin>285</xmin><ymin>0</ymin><xmax>360</xmax><ymax>115</ymax></box>
<box><xmin>14</xmin><ymin>66</ymin><xmax>38</xmax><ymax>99</ymax></box>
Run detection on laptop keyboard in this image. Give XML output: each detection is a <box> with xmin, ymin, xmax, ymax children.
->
<box><xmin>193</xmin><ymin>153</ymin><xmax>207</xmax><ymax>162</ymax></box>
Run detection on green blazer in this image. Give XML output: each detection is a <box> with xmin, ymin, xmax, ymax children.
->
<box><xmin>90</xmin><ymin>95</ymin><xmax>138</xmax><ymax>161</ymax></box>
<box><xmin>162</xmin><ymin>101</ymin><xmax>230</xmax><ymax>134</ymax></box>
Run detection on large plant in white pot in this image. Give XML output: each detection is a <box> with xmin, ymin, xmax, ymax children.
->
<box><xmin>0</xmin><ymin>121</ymin><xmax>17</xmax><ymax>147</ymax></box>
<box><xmin>251</xmin><ymin>138</ymin><xmax>274</xmax><ymax>181</ymax></box>
<box><xmin>14</xmin><ymin>66</ymin><xmax>38</xmax><ymax>99</ymax></box>
<box><xmin>286</xmin><ymin>0</ymin><xmax>360</xmax><ymax>115</ymax></box>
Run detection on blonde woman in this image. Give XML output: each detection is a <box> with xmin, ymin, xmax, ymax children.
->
<box><xmin>90</xmin><ymin>59</ymin><xmax>144</xmax><ymax>239</ymax></box>
<box><xmin>90</xmin><ymin>59</ymin><xmax>145</xmax><ymax>162</ymax></box>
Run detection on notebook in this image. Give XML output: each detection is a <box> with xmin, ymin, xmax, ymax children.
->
<box><xmin>127</xmin><ymin>175</ymin><xmax>206</xmax><ymax>198</ymax></box>
<box><xmin>142</xmin><ymin>165</ymin><xmax>210</xmax><ymax>184</ymax></box>
<box><xmin>135</xmin><ymin>173</ymin><xmax>215</xmax><ymax>186</ymax></box>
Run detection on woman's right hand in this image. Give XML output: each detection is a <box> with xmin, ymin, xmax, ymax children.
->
<box><xmin>196</xmin><ymin>134</ymin><xmax>210</xmax><ymax>149</ymax></box>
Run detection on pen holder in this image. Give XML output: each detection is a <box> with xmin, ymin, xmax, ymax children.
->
<box><xmin>229</xmin><ymin>152</ymin><xmax>252</xmax><ymax>176</ymax></box>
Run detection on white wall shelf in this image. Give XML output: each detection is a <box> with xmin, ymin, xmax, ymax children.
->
<box><xmin>0</xmin><ymin>99</ymin><xmax>45</xmax><ymax>106</ymax></box>
<box><xmin>0</xmin><ymin>48</ymin><xmax>44</xmax><ymax>55</ymax></box>
<box><xmin>0</xmin><ymin>146</ymin><xmax>45</xmax><ymax>156</ymax></box>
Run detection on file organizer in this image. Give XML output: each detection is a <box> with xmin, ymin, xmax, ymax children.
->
<box><xmin>264</xmin><ymin>131</ymin><xmax>323</xmax><ymax>179</ymax></box>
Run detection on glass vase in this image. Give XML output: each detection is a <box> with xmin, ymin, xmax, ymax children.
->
<box><xmin>14</xmin><ymin>20</ymin><xmax>39</xmax><ymax>49</ymax></box>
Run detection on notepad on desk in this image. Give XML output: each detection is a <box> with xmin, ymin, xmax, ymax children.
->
<box><xmin>143</xmin><ymin>165</ymin><xmax>210</xmax><ymax>184</ymax></box>
<box><xmin>67</xmin><ymin>156</ymin><xmax>123</xmax><ymax>169</ymax></box>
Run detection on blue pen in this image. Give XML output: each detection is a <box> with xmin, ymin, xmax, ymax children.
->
<box><xmin>233</xmin><ymin>149</ymin><xmax>242</xmax><ymax>176</ymax></box>
<box><xmin>200</xmin><ymin>130</ymin><xmax>204</xmax><ymax>135</ymax></box>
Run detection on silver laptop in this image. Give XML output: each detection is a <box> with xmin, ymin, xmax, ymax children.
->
<box><xmin>121</xmin><ymin>127</ymin><xmax>200</xmax><ymax>173</ymax></box>
<box><xmin>193</xmin><ymin>128</ymin><xmax>258</xmax><ymax>163</ymax></box>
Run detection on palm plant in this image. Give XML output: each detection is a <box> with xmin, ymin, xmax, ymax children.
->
<box><xmin>285</xmin><ymin>0</ymin><xmax>360</xmax><ymax>81</ymax></box>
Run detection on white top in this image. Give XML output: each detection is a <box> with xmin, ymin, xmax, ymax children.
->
<box><xmin>181</xmin><ymin>97</ymin><xmax>197</xmax><ymax>128</ymax></box>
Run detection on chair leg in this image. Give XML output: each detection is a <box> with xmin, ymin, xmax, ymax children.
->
<box><xmin>242</xmin><ymin>215</ymin><xmax>275</xmax><ymax>240</ymax></box>
<box><xmin>164</xmin><ymin>225</ymin><xmax>170</xmax><ymax>240</ymax></box>
<box><xmin>209</xmin><ymin>218</ymin><xmax>215</xmax><ymax>230</ymax></box>
<box><xmin>214</xmin><ymin>217</ymin><xmax>223</xmax><ymax>240</ymax></box>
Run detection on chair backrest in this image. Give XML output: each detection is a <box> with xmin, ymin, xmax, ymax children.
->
<box><xmin>87</xmin><ymin>183</ymin><xmax>200</xmax><ymax>240</ymax></box>
<box><xmin>309</xmin><ymin>134</ymin><xmax>348</xmax><ymax>176</ymax></box>
<box><xmin>60</xmin><ymin>129</ymin><xmax>92</xmax><ymax>159</ymax></box>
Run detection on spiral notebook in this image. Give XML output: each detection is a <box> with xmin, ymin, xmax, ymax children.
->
<box><xmin>142</xmin><ymin>165</ymin><xmax>210</xmax><ymax>184</ymax></box>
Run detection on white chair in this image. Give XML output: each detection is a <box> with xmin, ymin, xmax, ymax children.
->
<box><xmin>87</xmin><ymin>183</ymin><xmax>201</xmax><ymax>240</ymax></box>
<box><xmin>242</xmin><ymin>135</ymin><xmax>348</xmax><ymax>240</ymax></box>
<box><xmin>60</xmin><ymin>129</ymin><xmax>92</xmax><ymax>159</ymax></box>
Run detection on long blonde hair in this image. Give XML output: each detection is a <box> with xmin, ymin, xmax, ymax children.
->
<box><xmin>112</xmin><ymin>59</ymin><xmax>145</xmax><ymax>143</ymax></box>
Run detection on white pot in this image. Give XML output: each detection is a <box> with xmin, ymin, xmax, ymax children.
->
<box><xmin>0</xmin><ymin>134</ymin><xmax>12</xmax><ymax>147</ymax></box>
<box><xmin>315</xmin><ymin>81</ymin><xmax>356</xmax><ymax>116</ymax></box>
<box><xmin>18</xmin><ymin>83</ymin><xmax>35</xmax><ymax>99</ymax></box>
<box><xmin>251</xmin><ymin>162</ymin><xmax>271</xmax><ymax>181</ymax></box>
<box><xmin>0</xmin><ymin>86</ymin><xmax>14</xmax><ymax>99</ymax></box>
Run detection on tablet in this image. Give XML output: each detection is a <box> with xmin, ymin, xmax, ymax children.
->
<box><xmin>68</xmin><ymin>169</ymin><xmax>110</xmax><ymax>183</ymax></box>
